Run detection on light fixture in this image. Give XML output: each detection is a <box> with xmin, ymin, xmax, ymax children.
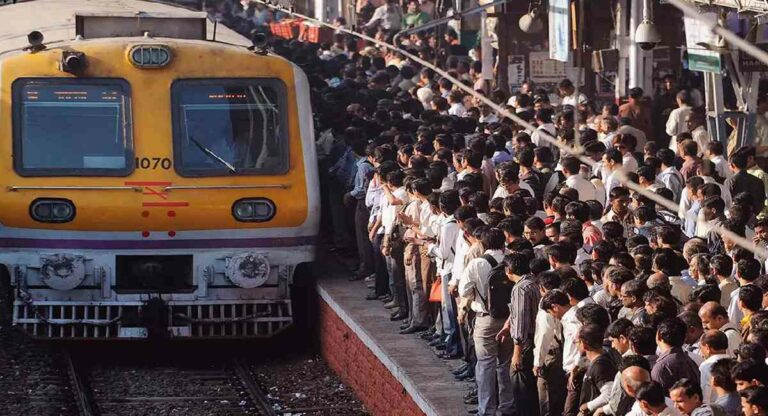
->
<box><xmin>634</xmin><ymin>0</ymin><xmax>661</xmax><ymax>50</ymax></box>
<box><xmin>519</xmin><ymin>3</ymin><xmax>543</xmax><ymax>34</ymax></box>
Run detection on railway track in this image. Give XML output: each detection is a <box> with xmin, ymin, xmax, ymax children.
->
<box><xmin>62</xmin><ymin>349</ymin><xmax>279</xmax><ymax>415</ymax></box>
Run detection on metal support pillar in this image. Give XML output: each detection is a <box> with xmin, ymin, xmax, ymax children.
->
<box><xmin>615</xmin><ymin>0</ymin><xmax>628</xmax><ymax>102</ymax></box>
<box><xmin>704</xmin><ymin>72</ymin><xmax>730</xmax><ymax>153</ymax></box>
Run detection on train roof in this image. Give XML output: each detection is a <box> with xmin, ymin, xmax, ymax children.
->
<box><xmin>0</xmin><ymin>0</ymin><xmax>251</xmax><ymax>54</ymax></box>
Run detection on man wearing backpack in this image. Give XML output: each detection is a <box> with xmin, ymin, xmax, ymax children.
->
<box><xmin>458</xmin><ymin>228</ymin><xmax>511</xmax><ymax>415</ymax></box>
<box><xmin>498</xmin><ymin>251</ymin><xmax>541</xmax><ymax>415</ymax></box>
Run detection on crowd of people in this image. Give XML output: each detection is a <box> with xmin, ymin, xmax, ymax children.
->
<box><xmin>209</xmin><ymin>1</ymin><xmax>768</xmax><ymax>415</ymax></box>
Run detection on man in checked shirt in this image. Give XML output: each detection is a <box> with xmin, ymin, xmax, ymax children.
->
<box><xmin>497</xmin><ymin>251</ymin><xmax>541</xmax><ymax>415</ymax></box>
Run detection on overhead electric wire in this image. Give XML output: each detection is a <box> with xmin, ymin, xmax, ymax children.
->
<box><xmin>253</xmin><ymin>0</ymin><xmax>768</xmax><ymax>259</ymax></box>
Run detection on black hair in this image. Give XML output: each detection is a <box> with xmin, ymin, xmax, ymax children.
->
<box><xmin>700</xmin><ymin>330</ymin><xmax>728</xmax><ymax>351</ymax></box>
<box><xmin>537</xmin><ymin>271</ymin><xmax>562</xmax><ymax>291</ymax></box>
<box><xmin>620</xmin><ymin>354</ymin><xmax>651</xmax><ymax>372</ymax></box>
<box><xmin>438</xmin><ymin>189</ymin><xmax>461</xmax><ymax>215</ymax></box>
<box><xmin>711</xmin><ymin>254</ymin><xmax>734</xmax><ymax>277</ymax></box>
<box><xmin>576</xmin><ymin>303</ymin><xmax>610</xmax><ymax>330</ymax></box>
<box><xmin>636</xmin><ymin>382</ymin><xmax>666</xmax><ymax>407</ymax></box>
<box><xmin>711</xmin><ymin>359</ymin><xmax>736</xmax><ymax>392</ymax></box>
<box><xmin>657</xmin><ymin>318</ymin><xmax>687</xmax><ymax>348</ymax></box>
<box><xmin>503</xmin><ymin>252</ymin><xmax>531</xmax><ymax>275</ymax></box>
<box><xmin>606</xmin><ymin>318</ymin><xmax>634</xmax><ymax>339</ymax></box>
<box><xmin>740</xmin><ymin>386</ymin><xmax>768</xmax><ymax>410</ymax></box>
<box><xmin>732</xmin><ymin>359</ymin><xmax>768</xmax><ymax>385</ymax></box>
<box><xmin>481</xmin><ymin>228</ymin><xmax>506</xmax><ymax>251</ymax></box>
<box><xmin>738</xmin><ymin>259</ymin><xmax>763</xmax><ymax>283</ymax></box>
<box><xmin>578</xmin><ymin>324</ymin><xmax>605</xmax><ymax>350</ymax></box>
<box><xmin>541</xmin><ymin>289</ymin><xmax>569</xmax><ymax>310</ymax></box>
<box><xmin>628</xmin><ymin>326</ymin><xmax>657</xmax><ymax>355</ymax></box>
<box><xmin>740</xmin><ymin>284</ymin><xmax>764</xmax><ymax>312</ymax></box>
<box><xmin>670</xmin><ymin>378</ymin><xmax>702</xmax><ymax>401</ymax></box>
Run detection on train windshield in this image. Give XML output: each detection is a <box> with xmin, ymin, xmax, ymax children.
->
<box><xmin>12</xmin><ymin>79</ymin><xmax>132</xmax><ymax>176</ymax></box>
<box><xmin>172</xmin><ymin>79</ymin><xmax>288</xmax><ymax>176</ymax></box>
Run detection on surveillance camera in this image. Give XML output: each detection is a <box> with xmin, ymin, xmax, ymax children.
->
<box><xmin>635</xmin><ymin>20</ymin><xmax>661</xmax><ymax>51</ymax></box>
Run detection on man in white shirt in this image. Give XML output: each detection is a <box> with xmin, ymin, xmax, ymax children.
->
<box><xmin>379</xmin><ymin>172</ymin><xmax>409</xmax><ymax>319</ymax></box>
<box><xmin>562</xmin><ymin>156</ymin><xmax>598</xmax><ymax>202</ymax></box>
<box><xmin>621</xmin><ymin>357</ymin><xmax>681</xmax><ymax>416</ymax></box>
<box><xmin>666</xmin><ymin>90</ymin><xmax>694</xmax><ymax>151</ymax></box>
<box><xmin>447</xmin><ymin>90</ymin><xmax>467</xmax><ymax>117</ymax></box>
<box><xmin>531</xmin><ymin>108</ymin><xmax>558</xmax><ymax>153</ymax></box>
<box><xmin>686</xmin><ymin>112</ymin><xmax>710</xmax><ymax>157</ymax></box>
<box><xmin>697</xmin><ymin>330</ymin><xmax>732</xmax><ymax>404</ymax></box>
<box><xmin>542</xmin><ymin>288</ymin><xmax>594</xmax><ymax>415</ymax></box>
<box><xmin>656</xmin><ymin>149</ymin><xmax>685</xmax><ymax>203</ymax></box>
<box><xmin>618</xmin><ymin>118</ymin><xmax>648</xmax><ymax>151</ymax></box>
<box><xmin>728</xmin><ymin>258</ymin><xmax>762</xmax><ymax>327</ymax></box>
<box><xmin>458</xmin><ymin>230</ymin><xmax>511</xmax><ymax>416</ymax></box>
<box><xmin>600</xmin><ymin>117</ymin><xmax>620</xmax><ymax>149</ymax></box>
<box><xmin>533</xmin><ymin>271</ymin><xmax>566</xmax><ymax>416</ymax></box>
<box><xmin>602</xmin><ymin>149</ymin><xmax>623</xmax><ymax>201</ymax></box>
<box><xmin>698</xmin><ymin>301</ymin><xmax>741</xmax><ymax>356</ymax></box>
<box><xmin>427</xmin><ymin>190</ymin><xmax>462</xmax><ymax>356</ymax></box>
<box><xmin>558</xmin><ymin>78</ymin><xmax>588</xmax><ymax>108</ymax></box>
<box><xmin>634</xmin><ymin>382</ymin><xmax>683</xmax><ymax>416</ymax></box>
<box><xmin>705</xmin><ymin>141</ymin><xmax>732</xmax><ymax>180</ymax></box>
<box><xmin>616</xmin><ymin>134</ymin><xmax>639</xmax><ymax>172</ymax></box>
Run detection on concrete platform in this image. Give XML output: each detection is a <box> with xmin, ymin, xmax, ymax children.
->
<box><xmin>315</xmin><ymin>254</ymin><xmax>475</xmax><ymax>416</ymax></box>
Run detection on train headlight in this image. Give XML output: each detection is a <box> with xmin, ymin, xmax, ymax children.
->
<box><xmin>30</xmin><ymin>199</ymin><xmax>76</xmax><ymax>223</ymax></box>
<box><xmin>232</xmin><ymin>198</ymin><xmax>276</xmax><ymax>222</ymax></box>
<box><xmin>225</xmin><ymin>253</ymin><xmax>270</xmax><ymax>288</ymax></box>
<box><xmin>128</xmin><ymin>45</ymin><xmax>172</xmax><ymax>68</ymax></box>
<box><xmin>40</xmin><ymin>254</ymin><xmax>86</xmax><ymax>291</ymax></box>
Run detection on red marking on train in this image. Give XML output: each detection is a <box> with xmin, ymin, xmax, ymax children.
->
<box><xmin>142</xmin><ymin>202</ymin><xmax>189</xmax><ymax>207</ymax></box>
<box><xmin>125</xmin><ymin>181</ymin><xmax>172</xmax><ymax>186</ymax></box>
<box><xmin>141</xmin><ymin>211</ymin><xmax>150</xmax><ymax>217</ymax></box>
<box><xmin>167</xmin><ymin>211</ymin><xmax>176</xmax><ymax>217</ymax></box>
<box><xmin>143</xmin><ymin>188</ymin><xmax>168</xmax><ymax>200</ymax></box>
<box><xmin>168</xmin><ymin>231</ymin><xmax>176</xmax><ymax>237</ymax></box>
<box><xmin>141</xmin><ymin>231</ymin><xmax>150</xmax><ymax>238</ymax></box>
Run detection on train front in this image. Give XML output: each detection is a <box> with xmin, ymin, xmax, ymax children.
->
<box><xmin>0</xmin><ymin>12</ymin><xmax>319</xmax><ymax>339</ymax></box>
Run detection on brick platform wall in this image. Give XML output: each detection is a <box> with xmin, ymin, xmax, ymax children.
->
<box><xmin>317</xmin><ymin>298</ymin><xmax>426</xmax><ymax>416</ymax></box>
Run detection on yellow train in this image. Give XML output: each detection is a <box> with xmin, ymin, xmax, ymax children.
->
<box><xmin>0</xmin><ymin>0</ymin><xmax>319</xmax><ymax>338</ymax></box>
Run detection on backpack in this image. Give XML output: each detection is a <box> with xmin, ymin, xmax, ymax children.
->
<box><xmin>476</xmin><ymin>254</ymin><xmax>514</xmax><ymax>319</ymax></box>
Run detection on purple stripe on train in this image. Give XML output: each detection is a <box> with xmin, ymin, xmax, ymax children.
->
<box><xmin>0</xmin><ymin>236</ymin><xmax>317</xmax><ymax>250</ymax></box>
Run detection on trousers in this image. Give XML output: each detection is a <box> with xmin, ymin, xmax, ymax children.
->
<box><xmin>371</xmin><ymin>233</ymin><xmax>389</xmax><ymax>297</ymax></box>
<box><xmin>440</xmin><ymin>273</ymin><xmax>461</xmax><ymax>355</ymax></box>
<box><xmin>473</xmin><ymin>315</ymin><xmax>514</xmax><ymax>416</ymax></box>
<box><xmin>506</xmin><ymin>342</ymin><xmax>539</xmax><ymax>416</ymax></box>
<box><xmin>404</xmin><ymin>243</ymin><xmax>429</xmax><ymax>328</ymax></box>
<box><xmin>353</xmin><ymin>200</ymin><xmax>374</xmax><ymax>278</ymax></box>
<box><xmin>385</xmin><ymin>244</ymin><xmax>408</xmax><ymax>313</ymax></box>
<box><xmin>537</xmin><ymin>350</ymin><xmax>566</xmax><ymax>416</ymax></box>
<box><xmin>563</xmin><ymin>369</ymin><xmax>584</xmax><ymax>416</ymax></box>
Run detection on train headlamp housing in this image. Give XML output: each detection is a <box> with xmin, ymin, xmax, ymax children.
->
<box><xmin>128</xmin><ymin>45</ymin><xmax>171</xmax><ymax>68</ymax></box>
<box><xmin>232</xmin><ymin>198</ymin><xmax>276</xmax><ymax>222</ymax></box>
<box><xmin>30</xmin><ymin>199</ymin><xmax>76</xmax><ymax>223</ymax></box>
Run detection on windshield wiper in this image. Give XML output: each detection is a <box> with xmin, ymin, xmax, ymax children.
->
<box><xmin>189</xmin><ymin>136</ymin><xmax>237</xmax><ymax>173</ymax></box>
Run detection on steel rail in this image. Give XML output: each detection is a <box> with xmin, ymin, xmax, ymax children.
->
<box><xmin>63</xmin><ymin>349</ymin><xmax>96</xmax><ymax>416</ymax></box>
<box><xmin>252</xmin><ymin>0</ymin><xmax>768</xmax><ymax>260</ymax></box>
<box><xmin>232</xmin><ymin>358</ymin><xmax>278</xmax><ymax>416</ymax></box>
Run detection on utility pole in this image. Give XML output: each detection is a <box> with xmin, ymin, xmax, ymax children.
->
<box><xmin>495</xmin><ymin>4</ymin><xmax>512</xmax><ymax>93</ymax></box>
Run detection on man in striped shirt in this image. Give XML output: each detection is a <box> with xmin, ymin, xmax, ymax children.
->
<box><xmin>498</xmin><ymin>252</ymin><xmax>541</xmax><ymax>414</ymax></box>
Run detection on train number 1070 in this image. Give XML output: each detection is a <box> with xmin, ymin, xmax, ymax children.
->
<box><xmin>135</xmin><ymin>157</ymin><xmax>172</xmax><ymax>170</ymax></box>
